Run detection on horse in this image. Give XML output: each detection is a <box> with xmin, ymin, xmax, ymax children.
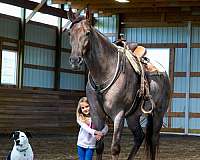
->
<box><xmin>67</xmin><ymin>11</ymin><xmax>171</xmax><ymax>160</ymax></box>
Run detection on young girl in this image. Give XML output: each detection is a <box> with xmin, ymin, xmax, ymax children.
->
<box><xmin>76</xmin><ymin>97</ymin><xmax>108</xmax><ymax>160</ymax></box>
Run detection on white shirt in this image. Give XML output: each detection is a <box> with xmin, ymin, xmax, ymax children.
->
<box><xmin>77</xmin><ymin>118</ymin><xmax>108</xmax><ymax>149</ymax></box>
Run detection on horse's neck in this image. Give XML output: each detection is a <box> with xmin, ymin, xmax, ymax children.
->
<box><xmin>86</xmin><ymin>30</ymin><xmax>118</xmax><ymax>84</ymax></box>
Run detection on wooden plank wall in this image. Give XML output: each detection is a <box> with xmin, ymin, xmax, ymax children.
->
<box><xmin>0</xmin><ymin>88</ymin><xmax>85</xmax><ymax>134</ymax></box>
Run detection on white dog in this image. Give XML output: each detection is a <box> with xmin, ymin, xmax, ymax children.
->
<box><xmin>7</xmin><ymin>131</ymin><xmax>34</xmax><ymax>160</ymax></box>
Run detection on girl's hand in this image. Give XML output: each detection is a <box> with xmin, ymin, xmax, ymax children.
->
<box><xmin>95</xmin><ymin>134</ymin><xmax>102</xmax><ymax>141</ymax></box>
<box><xmin>94</xmin><ymin>131</ymin><xmax>103</xmax><ymax>141</ymax></box>
<box><xmin>95</xmin><ymin>131</ymin><xmax>103</xmax><ymax>136</ymax></box>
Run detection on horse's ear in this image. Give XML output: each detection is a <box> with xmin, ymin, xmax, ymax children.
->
<box><xmin>67</xmin><ymin>7</ymin><xmax>76</xmax><ymax>22</ymax></box>
<box><xmin>85</xmin><ymin>5</ymin><xmax>93</xmax><ymax>26</ymax></box>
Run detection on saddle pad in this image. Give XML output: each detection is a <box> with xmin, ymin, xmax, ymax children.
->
<box><xmin>118</xmin><ymin>47</ymin><xmax>141</xmax><ymax>75</ymax></box>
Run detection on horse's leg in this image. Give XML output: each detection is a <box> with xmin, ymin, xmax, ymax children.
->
<box><xmin>151</xmin><ymin>110</ymin><xmax>165</xmax><ymax>160</ymax></box>
<box><xmin>145</xmin><ymin>108</ymin><xmax>166</xmax><ymax>160</ymax></box>
<box><xmin>111</xmin><ymin>111</ymin><xmax>125</xmax><ymax>160</ymax></box>
<box><xmin>126</xmin><ymin>110</ymin><xmax>144</xmax><ymax>160</ymax></box>
<box><xmin>86</xmin><ymin>86</ymin><xmax>106</xmax><ymax>160</ymax></box>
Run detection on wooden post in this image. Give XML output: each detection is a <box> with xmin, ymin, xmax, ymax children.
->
<box><xmin>54</xmin><ymin>4</ymin><xmax>63</xmax><ymax>90</ymax></box>
<box><xmin>18</xmin><ymin>8</ymin><xmax>26</xmax><ymax>89</ymax></box>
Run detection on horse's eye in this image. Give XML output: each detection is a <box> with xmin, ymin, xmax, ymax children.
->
<box><xmin>86</xmin><ymin>31</ymin><xmax>90</xmax><ymax>36</ymax></box>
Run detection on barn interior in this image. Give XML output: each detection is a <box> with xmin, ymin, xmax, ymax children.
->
<box><xmin>0</xmin><ymin>0</ymin><xmax>200</xmax><ymax>138</ymax></box>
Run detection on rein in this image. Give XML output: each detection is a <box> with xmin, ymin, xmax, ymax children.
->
<box><xmin>88</xmin><ymin>47</ymin><xmax>121</xmax><ymax>93</ymax></box>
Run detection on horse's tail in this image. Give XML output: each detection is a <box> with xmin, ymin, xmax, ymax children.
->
<box><xmin>145</xmin><ymin>114</ymin><xmax>159</xmax><ymax>159</ymax></box>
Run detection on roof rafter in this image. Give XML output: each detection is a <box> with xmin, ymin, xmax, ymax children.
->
<box><xmin>26</xmin><ymin>0</ymin><xmax>47</xmax><ymax>23</ymax></box>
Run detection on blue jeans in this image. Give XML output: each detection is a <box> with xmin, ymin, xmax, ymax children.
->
<box><xmin>77</xmin><ymin>146</ymin><xmax>94</xmax><ymax>160</ymax></box>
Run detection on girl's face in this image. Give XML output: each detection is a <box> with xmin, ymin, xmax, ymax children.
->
<box><xmin>80</xmin><ymin>102</ymin><xmax>90</xmax><ymax>116</ymax></box>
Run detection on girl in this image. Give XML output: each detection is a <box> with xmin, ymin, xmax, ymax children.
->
<box><xmin>76</xmin><ymin>97</ymin><xmax>108</xmax><ymax>160</ymax></box>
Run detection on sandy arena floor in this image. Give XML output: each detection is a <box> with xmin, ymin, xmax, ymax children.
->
<box><xmin>0</xmin><ymin>132</ymin><xmax>200</xmax><ymax>160</ymax></box>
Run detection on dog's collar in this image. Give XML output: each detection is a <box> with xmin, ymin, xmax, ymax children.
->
<box><xmin>16</xmin><ymin>147</ymin><xmax>29</xmax><ymax>152</ymax></box>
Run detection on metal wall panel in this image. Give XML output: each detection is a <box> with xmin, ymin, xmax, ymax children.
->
<box><xmin>190</xmin><ymin>77</ymin><xmax>200</xmax><ymax>93</ymax></box>
<box><xmin>191</xmin><ymin>48</ymin><xmax>200</xmax><ymax>72</ymax></box>
<box><xmin>192</xmin><ymin>27</ymin><xmax>200</xmax><ymax>43</ymax></box>
<box><xmin>189</xmin><ymin>99</ymin><xmax>200</xmax><ymax>130</ymax></box>
<box><xmin>62</xmin><ymin>31</ymin><xmax>71</xmax><ymax>49</ymax></box>
<box><xmin>189</xmin><ymin>118</ymin><xmax>200</xmax><ymax>130</ymax></box>
<box><xmin>23</xmin><ymin>68</ymin><xmax>54</xmax><ymax>88</ymax></box>
<box><xmin>61</xmin><ymin>51</ymin><xmax>71</xmax><ymax>69</ymax></box>
<box><xmin>95</xmin><ymin>15</ymin><xmax>117</xmax><ymax>43</ymax></box>
<box><xmin>174</xmin><ymin>48</ymin><xmax>188</xmax><ymax>72</ymax></box>
<box><xmin>26</xmin><ymin>23</ymin><xmax>56</xmax><ymax>46</ymax></box>
<box><xmin>124</xmin><ymin>27</ymin><xmax>187</xmax><ymax>43</ymax></box>
<box><xmin>173</xmin><ymin>77</ymin><xmax>187</xmax><ymax>93</ymax></box>
<box><xmin>171</xmin><ymin>117</ymin><xmax>185</xmax><ymax>128</ymax></box>
<box><xmin>190</xmin><ymin>98</ymin><xmax>200</xmax><ymax>113</ymax></box>
<box><xmin>172</xmin><ymin>98</ymin><xmax>186</xmax><ymax>112</ymax></box>
<box><xmin>0</xmin><ymin>16</ymin><xmax>19</xmax><ymax>39</ymax></box>
<box><xmin>24</xmin><ymin>46</ymin><xmax>55</xmax><ymax>67</ymax></box>
<box><xmin>60</xmin><ymin>72</ymin><xmax>85</xmax><ymax>91</ymax></box>
<box><xmin>95</xmin><ymin>16</ymin><xmax>117</xmax><ymax>33</ymax></box>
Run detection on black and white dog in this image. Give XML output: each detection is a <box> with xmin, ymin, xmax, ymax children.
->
<box><xmin>7</xmin><ymin>131</ymin><xmax>34</xmax><ymax>160</ymax></box>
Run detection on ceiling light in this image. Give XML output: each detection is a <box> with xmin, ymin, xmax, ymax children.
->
<box><xmin>115</xmin><ymin>0</ymin><xmax>130</xmax><ymax>3</ymax></box>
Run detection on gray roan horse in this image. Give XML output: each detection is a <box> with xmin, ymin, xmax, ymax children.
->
<box><xmin>68</xmin><ymin>12</ymin><xmax>171</xmax><ymax>160</ymax></box>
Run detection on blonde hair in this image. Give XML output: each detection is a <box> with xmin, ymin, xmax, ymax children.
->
<box><xmin>76</xmin><ymin>97</ymin><xmax>90</xmax><ymax>123</ymax></box>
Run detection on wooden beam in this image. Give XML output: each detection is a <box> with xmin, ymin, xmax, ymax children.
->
<box><xmin>0</xmin><ymin>0</ymin><xmax>69</xmax><ymax>19</ymax></box>
<box><xmin>62</xmin><ymin>20</ymin><xmax>72</xmax><ymax>32</ymax></box>
<box><xmin>54</xmin><ymin>4</ymin><xmax>63</xmax><ymax>90</ymax></box>
<box><xmin>18</xmin><ymin>8</ymin><xmax>26</xmax><ymax>89</ymax></box>
<box><xmin>26</xmin><ymin>0</ymin><xmax>47</xmax><ymax>23</ymax></box>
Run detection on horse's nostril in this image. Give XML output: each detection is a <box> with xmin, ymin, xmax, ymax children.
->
<box><xmin>78</xmin><ymin>56</ymin><xmax>83</xmax><ymax>64</ymax></box>
<box><xmin>69</xmin><ymin>57</ymin><xmax>73</xmax><ymax>63</ymax></box>
<box><xmin>69</xmin><ymin>56</ymin><xmax>82</xmax><ymax>65</ymax></box>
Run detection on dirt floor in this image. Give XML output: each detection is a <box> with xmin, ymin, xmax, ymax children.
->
<box><xmin>0</xmin><ymin>132</ymin><xmax>200</xmax><ymax>160</ymax></box>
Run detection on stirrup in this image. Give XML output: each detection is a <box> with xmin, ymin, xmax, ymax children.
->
<box><xmin>141</xmin><ymin>97</ymin><xmax>154</xmax><ymax>114</ymax></box>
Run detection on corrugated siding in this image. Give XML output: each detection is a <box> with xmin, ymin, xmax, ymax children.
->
<box><xmin>25</xmin><ymin>23</ymin><xmax>56</xmax><ymax>46</ymax></box>
<box><xmin>62</xmin><ymin>31</ymin><xmax>71</xmax><ymax>49</ymax></box>
<box><xmin>192</xmin><ymin>27</ymin><xmax>200</xmax><ymax>43</ymax></box>
<box><xmin>23</xmin><ymin>68</ymin><xmax>54</xmax><ymax>88</ymax></box>
<box><xmin>124</xmin><ymin>27</ymin><xmax>187</xmax><ymax>43</ymax></box>
<box><xmin>174</xmin><ymin>48</ymin><xmax>188</xmax><ymax>72</ymax></box>
<box><xmin>171</xmin><ymin>98</ymin><xmax>185</xmax><ymax>128</ymax></box>
<box><xmin>0</xmin><ymin>16</ymin><xmax>19</xmax><ymax>39</ymax></box>
<box><xmin>60</xmin><ymin>51</ymin><xmax>71</xmax><ymax>69</ymax></box>
<box><xmin>24</xmin><ymin>46</ymin><xmax>55</xmax><ymax>67</ymax></box>
<box><xmin>95</xmin><ymin>15</ymin><xmax>117</xmax><ymax>42</ymax></box>
<box><xmin>190</xmin><ymin>99</ymin><xmax>200</xmax><ymax>129</ymax></box>
<box><xmin>191</xmin><ymin>48</ymin><xmax>200</xmax><ymax>72</ymax></box>
<box><xmin>189</xmin><ymin>27</ymin><xmax>200</xmax><ymax>132</ymax></box>
<box><xmin>60</xmin><ymin>73</ymin><xmax>85</xmax><ymax>91</ymax></box>
<box><xmin>24</xmin><ymin>22</ymin><xmax>57</xmax><ymax>88</ymax></box>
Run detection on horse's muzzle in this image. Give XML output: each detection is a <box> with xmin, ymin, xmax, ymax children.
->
<box><xmin>69</xmin><ymin>56</ymin><xmax>83</xmax><ymax>70</ymax></box>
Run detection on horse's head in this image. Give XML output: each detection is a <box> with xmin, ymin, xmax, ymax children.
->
<box><xmin>68</xmin><ymin>10</ymin><xmax>91</xmax><ymax>70</ymax></box>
